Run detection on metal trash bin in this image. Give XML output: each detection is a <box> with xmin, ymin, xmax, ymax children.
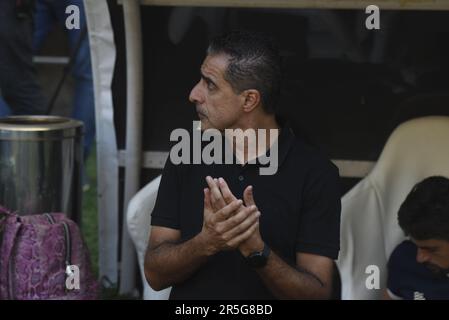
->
<box><xmin>0</xmin><ymin>116</ymin><xmax>84</xmax><ymax>223</ymax></box>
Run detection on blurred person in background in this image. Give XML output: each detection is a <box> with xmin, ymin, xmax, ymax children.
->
<box><xmin>0</xmin><ymin>0</ymin><xmax>46</xmax><ymax>116</ymax></box>
<box><xmin>385</xmin><ymin>176</ymin><xmax>449</xmax><ymax>300</ymax></box>
<box><xmin>34</xmin><ymin>0</ymin><xmax>95</xmax><ymax>189</ymax></box>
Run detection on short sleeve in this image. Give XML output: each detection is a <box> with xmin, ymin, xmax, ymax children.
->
<box><xmin>150</xmin><ymin>158</ymin><xmax>181</xmax><ymax>229</ymax></box>
<box><xmin>387</xmin><ymin>248</ymin><xmax>402</xmax><ymax>298</ymax></box>
<box><xmin>387</xmin><ymin>241</ymin><xmax>411</xmax><ymax>298</ymax></box>
<box><xmin>296</xmin><ymin>163</ymin><xmax>341</xmax><ymax>259</ymax></box>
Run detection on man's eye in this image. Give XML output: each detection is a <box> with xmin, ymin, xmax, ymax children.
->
<box><xmin>207</xmin><ymin>82</ymin><xmax>216</xmax><ymax>90</ymax></box>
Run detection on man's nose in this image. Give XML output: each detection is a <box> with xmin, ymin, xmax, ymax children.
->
<box><xmin>416</xmin><ymin>248</ymin><xmax>430</xmax><ymax>264</ymax></box>
<box><xmin>189</xmin><ymin>81</ymin><xmax>203</xmax><ymax>104</ymax></box>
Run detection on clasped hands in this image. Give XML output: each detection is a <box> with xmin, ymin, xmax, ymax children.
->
<box><xmin>199</xmin><ymin>176</ymin><xmax>264</xmax><ymax>257</ymax></box>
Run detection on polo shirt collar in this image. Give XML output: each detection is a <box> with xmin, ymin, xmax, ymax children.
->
<box><xmin>234</xmin><ymin>125</ymin><xmax>294</xmax><ymax>172</ymax></box>
<box><xmin>276</xmin><ymin>126</ymin><xmax>295</xmax><ymax>169</ymax></box>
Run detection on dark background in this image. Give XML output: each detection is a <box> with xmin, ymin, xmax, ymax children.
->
<box><xmin>107</xmin><ymin>4</ymin><xmax>449</xmax><ymax>196</ymax></box>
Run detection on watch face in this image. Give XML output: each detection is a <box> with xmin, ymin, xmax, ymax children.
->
<box><xmin>248</xmin><ymin>252</ymin><xmax>267</xmax><ymax>268</ymax></box>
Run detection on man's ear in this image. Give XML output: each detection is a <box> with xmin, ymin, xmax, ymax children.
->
<box><xmin>242</xmin><ymin>89</ymin><xmax>261</xmax><ymax>113</ymax></box>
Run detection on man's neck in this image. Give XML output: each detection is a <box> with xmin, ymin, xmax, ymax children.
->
<box><xmin>227</xmin><ymin>115</ymin><xmax>280</xmax><ymax>165</ymax></box>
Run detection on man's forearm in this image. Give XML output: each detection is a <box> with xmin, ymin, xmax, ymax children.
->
<box><xmin>144</xmin><ymin>233</ymin><xmax>212</xmax><ymax>291</ymax></box>
<box><xmin>256</xmin><ymin>251</ymin><xmax>331</xmax><ymax>299</ymax></box>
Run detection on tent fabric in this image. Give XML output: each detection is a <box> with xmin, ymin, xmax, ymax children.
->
<box><xmin>127</xmin><ymin>175</ymin><xmax>171</xmax><ymax>300</ymax></box>
<box><xmin>84</xmin><ymin>0</ymin><xmax>119</xmax><ymax>284</ymax></box>
<box><xmin>337</xmin><ymin>116</ymin><xmax>449</xmax><ymax>299</ymax></box>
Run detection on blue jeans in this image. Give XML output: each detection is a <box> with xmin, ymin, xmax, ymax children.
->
<box><xmin>0</xmin><ymin>0</ymin><xmax>46</xmax><ymax>116</ymax></box>
<box><xmin>34</xmin><ymin>0</ymin><xmax>95</xmax><ymax>159</ymax></box>
<box><xmin>0</xmin><ymin>96</ymin><xmax>12</xmax><ymax>117</ymax></box>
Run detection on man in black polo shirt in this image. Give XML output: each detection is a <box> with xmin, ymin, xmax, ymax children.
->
<box><xmin>144</xmin><ymin>30</ymin><xmax>341</xmax><ymax>299</ymax></box>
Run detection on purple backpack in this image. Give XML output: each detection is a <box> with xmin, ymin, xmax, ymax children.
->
<box><xmin>0</xmin><ymin>207</ymin><xmax>98</xmax><ymax>300</ymax></box>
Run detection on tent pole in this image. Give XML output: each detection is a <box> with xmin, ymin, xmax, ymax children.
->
<box><xmin>119</xmin><ymin>0</ymin><xmax>143</xmax><ymax>295</ymax></box>
<box><xmin>84</xmin><ymin>0</ymin><xmax>120</xmax><ymax>287</ymax></box>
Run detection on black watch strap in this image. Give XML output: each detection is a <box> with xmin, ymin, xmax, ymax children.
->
<box><xmin>261</xmin><ymin>244</ymin><xmax>270</xmax><ymax>258</ymax></box>
<box><xmin>246</xmin><ymin>244</ymin><xmax>271</xmax><ymax>269</ymax></box>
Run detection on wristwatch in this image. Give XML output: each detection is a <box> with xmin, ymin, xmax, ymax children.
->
<box><xmin>246</xmin><ymin>244</ymin><xmax>271</xmax><ymax>268</ymax></box>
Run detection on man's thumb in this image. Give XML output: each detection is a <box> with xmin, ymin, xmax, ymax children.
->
<box><xmin>243</xmin><ymin>186</ymin><xmax>256</xmax><ymax>207</ymax></box>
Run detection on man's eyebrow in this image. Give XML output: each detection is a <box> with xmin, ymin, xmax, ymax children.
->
<box><xmin>419</xmin><ymin>246</ymin><xmax>438</xmax><ymax>251</ymax></box>
<box><xmin>200</xmin><ymin>72</ymin><xmax>217</xmax><ymax>86</ymax></box>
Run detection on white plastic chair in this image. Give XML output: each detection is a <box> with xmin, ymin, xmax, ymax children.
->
<box><xmin>126</xmin><ymin>175</ymin><xmax>172</xmax><ymax>300</ymax></box>
<box><xmin>337</xmin><ymin>116</ymin><xmax>449</xmax><ymax>299</ymax></box>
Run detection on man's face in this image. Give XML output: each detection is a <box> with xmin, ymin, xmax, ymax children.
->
<box><xmin>189</xmin><ymin>54</ymin><xmax>245</xmax><ymax>131</ymax></box>
<box><xmin>413</xmin><ymin>238</ymin><xmax>449</xmax><ymax>276</ymax></box>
